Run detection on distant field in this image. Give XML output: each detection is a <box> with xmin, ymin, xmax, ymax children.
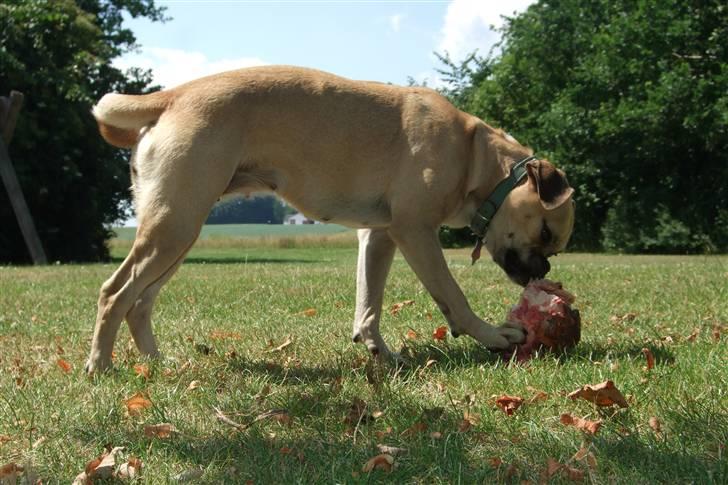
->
<box><xmin>112</xmin><ymin>223</ymin><xmax>351</xmax><ymax>241</ymax></box>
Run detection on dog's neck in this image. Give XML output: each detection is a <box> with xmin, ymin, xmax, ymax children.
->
<box><xmin>444</xmin><ymin>128</ymin><xmax>533</xmax><ymax>229</ymax></box>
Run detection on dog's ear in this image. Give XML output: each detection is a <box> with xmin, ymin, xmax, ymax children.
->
<box><xmin>526</xmin><ymin>159</ymin><xmax>575</xmax><ymax>210</ymax></box>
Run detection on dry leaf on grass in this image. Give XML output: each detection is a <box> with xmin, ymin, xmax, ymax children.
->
<box><xmin>489</xmin><ymin>457</ymin><xmax>502</xmax><ymax>469</ymax></box>
<box><xmin>362</xmin><ymin>454</ymin><xmax>394</xmax><ymax>473</ymax></box>
<box><xmin>560</xmin><ymin>413</ymin><xmax>602</xmax><ymax>434</ymax></box>
<box><xmin>56</xmin><ymin>358</ymin><xmax>72</xmax><ymax>373</ymax></box>
<box><xmin>0</xmin><ymin>436</ymin><xmax>11</xmax><ymax>445</ymax></box>
<box><xmin>649</xmin><ymin>416</ymin><xmax>661</xmax><ymax>434</ymax></box>
<box><xmin>494</xmin><ymin>395</ymin><xmax>524</xmax><ymax>416</ymax></box>
<box><xmin>430</xmin><ymin>431</ymin><xmax>442</xmax><ymax>439</ymax></box>
<box><xmin>389</xmin><ymin>300</ymin><xmax>414</xmax><ymax>316</ymax></box>
<box><xmin>117</xmin><ymin>457</ymin><xmax>143</xmax><ymax>479</ymax></box>
<box><xmin>124</xmin><ymin>392</ymin><xmax>152</xmax><ymax>417</ymax></box>
<box><xmin>133</xmin><ymin>363</ymin><xmax>150</xmax><ymax>379</ymax></box>
<box><xmin>405</xmin><ymin>329</ymin><xmax>418</xmax><ymax>340</ymax></box>
<box><xmin>432</xmin><ymin>326</ymin><xmax>448</xmax><ymax>341</ymax></box>
<box><xmin>0</xmin><ymin>463</ymin><xmax>24</xmax><ymax>483</ymax></box>
<box><xmin>401</xmin><ymin>421</ymin><xmax>427</xmax><ymax>437</ymax></box>
<box><xmin>568</xmin><ymin>380</ymin><xmax>629</xmax><ymax>408</ymax></box>
<box><xmin>187</xmin><ymin>380</ymin><xmax>201</xmax><ymax>391</ymax></box>
<box><xmin>74</xmin><ymin>446</ymin><xmax>126</xmax><ymax>484</ymax></box>
<box><xmin>641</xmin><ymin>348</ymin><xmax>655</xmax><ymax>371</ymax></box>
<box><xmin>144</xmin><ymin>423</ymin><xmax>177</xmax><ymax>439</ymax></box>
<box><xmin>266</xmin><ymin>337</ymin><xmax>293</xmax><ymax>353</ymax></box>
<box><xmin>300</xmin><ymin>308</ymin><xmax>317</xmax><ymax>317</ymax></box>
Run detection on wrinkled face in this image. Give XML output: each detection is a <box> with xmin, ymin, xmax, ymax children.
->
<box><xmin>484</xmin><ymin>160</ymin><xmax>575</xmax><ymax>286</ymax></box>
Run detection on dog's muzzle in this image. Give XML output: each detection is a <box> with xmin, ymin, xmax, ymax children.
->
<box><xmin>499</xmin><ymin>249</ymin><xmax>551</xmax><ymax>286</ymax></box>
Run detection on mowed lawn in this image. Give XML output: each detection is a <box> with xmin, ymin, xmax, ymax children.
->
<box><xmin>0</xmin><ymin>244</ymin><xmax>726</xmax><ymax>483</ymax></box>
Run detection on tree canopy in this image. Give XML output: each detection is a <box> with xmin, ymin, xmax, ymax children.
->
<box><xmin>0</xmin><ymin>0</ymin><xmax>165</xmax><ymax>262</ymax></box>
<box><xmin>439</xmin><ymin>0</ymin><xmax>728</xmax><ymax>253</ymax></box>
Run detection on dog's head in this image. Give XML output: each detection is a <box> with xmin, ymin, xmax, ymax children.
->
<box><xmin>484</xmin><ymin>159</ymin><xmax>575</xmax><ymax>286</ymax></box>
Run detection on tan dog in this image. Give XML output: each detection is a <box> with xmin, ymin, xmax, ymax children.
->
<box><xmin>85</xmin><ymin>66</ymin><xmax>575</xmax><ymax>372</ymax></box>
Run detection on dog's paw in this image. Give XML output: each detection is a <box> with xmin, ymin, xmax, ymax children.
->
<box><xmin>497</xmin><ymin>322</ymin><xmax>527</xmax><ymax>345</ymax></box>
<box><xmin>84</xmin><ymin>354</ymin><xmax>113</xmax><ymax>375</ymax></box>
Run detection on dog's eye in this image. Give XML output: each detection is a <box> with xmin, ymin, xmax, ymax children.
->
<box><xmin>541</xmin><ymin>224</ymin><xmax>552</xmax><ymax>244</ymax></box>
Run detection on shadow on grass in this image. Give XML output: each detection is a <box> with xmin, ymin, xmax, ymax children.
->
<box><xmin>566</xmin><ymin>341</ymin><xmax>676</xmax><ymax>366</ymax></box>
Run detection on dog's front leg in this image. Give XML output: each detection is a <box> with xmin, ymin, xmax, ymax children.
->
<box><xmin>388</xmin><ymin>225</ymin><xmax>525</xmax><ymax>350</ymax></box>
<box><xmin>352</xmin><ymin>228</ymin><xmax>397</xmax><ymax>358</ymax></box>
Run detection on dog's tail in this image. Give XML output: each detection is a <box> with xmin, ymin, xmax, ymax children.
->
<box><xmin>92</xmin><ymin>90</ymin><xmax>173</xmax><ymax>148</ymax></box>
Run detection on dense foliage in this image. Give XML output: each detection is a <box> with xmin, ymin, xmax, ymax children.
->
<box><xmin>206</xmin><ymin>196</ymin><xmax>295</xmax><ymax>225</ymax></box>
<box><xmin>0</xmin><ymin>0</ymin><xmax>165</xmax><ymax>263</ymax></box>
<box><xmin>439</xmin><ymin>0</ymin><xmax>728</xmax><ymax>253</ymax></box>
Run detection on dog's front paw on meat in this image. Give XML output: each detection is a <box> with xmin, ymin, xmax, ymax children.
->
<box><xmin>468</xmin><ymin>322</ymin><xmax>526</xmax><ymax>351</ymax></box>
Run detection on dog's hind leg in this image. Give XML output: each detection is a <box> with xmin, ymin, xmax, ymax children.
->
<box><xmin>85</xmin><ymin>156</ymin><xmax>232</xmax><ymax>373</ymax></box>
<box><xmin>352</xmin><ymin>228</ymin><xmax>397</xmax><ymax>358</ymax></box>
<box><xmin>124</xmin><ymin>247</ymin><xmax>190</xmax><ymax>358</ymax></box>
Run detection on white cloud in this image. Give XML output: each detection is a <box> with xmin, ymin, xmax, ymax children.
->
<box><xmin>114</xmin><ymin>47</ymin><xmax>269</xmax><ymax>89</ymax></box>
<box><xmin>389</xmin><ymin>14</ymin><xmax>404</xmax><ymax>33</ymax></box>
<box><xmin>438</xmin><ymin>0</ymin><xmax>534</xmax><ymax>62</ymax></box>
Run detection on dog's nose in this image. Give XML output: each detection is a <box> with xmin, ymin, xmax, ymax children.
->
<box><xmin>529</xmin><ymin>253</ymin><xmax>550</xmax><ymax>279</ymax></box>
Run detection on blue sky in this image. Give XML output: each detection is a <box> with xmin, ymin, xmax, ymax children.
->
<box><xmin>116</xmin><ymin>0</ymin><xmax>534</xmax><ymax>89</ymax></box>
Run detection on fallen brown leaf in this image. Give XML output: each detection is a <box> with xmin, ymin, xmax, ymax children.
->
<box><xmin>488</xmin><ymin>457</ymin><xmax>502</xmax><ymax>469</ymax></box>
<box><xmin>546</xmin><ymin>458</ymin><xmax>562</xmax><ymax>477</ymax></box>
<box><xmin>401</xmin><ymin>421</ymin><xmax>427</xmax><ymax>437</ymax></box>
<box><xmin>0</xmin><ymin>436</ymin><xmax>11</xmax><ymax>445</ymax></box>
<box><xmin>301</xmin><ymin>308</ymin><xmax>317</xmax><ymax>317</ymax></box>
<box><xmin>117</xmin><ymin>456</ymin><xmax>143</xmax><ymax>479</ymax></box>
<box><xmin>133</xmin><ymin>363</ymin><xmax>150</xmax><ymax>379</ymax></box>
<box><xmin>495</xmin><ymin>395</ymin><xmax>524</xmax><ymax>416</ymax></box>
<box><xmin>362</xmin><ymin>453</ymin><xmax>394</xmax><ymax>473</ymax></box>
<box><xmin>124</xmin><ymin>392</ymin><xmax>152</xmax><ymax>417</ymax></box>
<box><xmin>389</xmin><ymin>300</ymin><xmax>414</xmax><ymax>316</ymax></box>
<box><xmin>374</xmin><ymin>426</ymin><xmax>393</xmax><ymax>439</ymax></box>
<box><xmin>56</xmin><ymin>358</ymin><xmax>72</xmax><ymax>373</ymax></box>
<box><xmin>432</xmin><ymin>325</ymin><xmax>448</xmax><ymax>341</ymax></box>
<box><xmin>560</xmin><ymin>413</ymin><xmax>602</xmax><ymax>435</ymax></box>
<box><xmin>568</xmin><ymin>380</ymin><xmax>629</xmax><ymax>408</ymax></box>
<box><xmin>0</xmin><ymin>463</ymin><xmax>24</xmax><ymax>482</ymax></box>
<box><xmin>563</xmin><ymin>464</ymin><xmax>585</xmax><ymax>482</ymax></box>
<box><xmin>405</xmin><ymin>329</ymin><xmax>418</xmax><ymax>340</ymax></box>
<box><xmin>649</xmin><ymin>416</ymin><xmax>661</xmax><ymax>434</ymax></box>
<box><xmin>187</xmin><ymin>380</ymin><xmax>201</xmax><ymax>391</ymax></box>
<box><xmin>144</xmin><ymin>423</ymin><xmax>177</xmax><ymax>439</ymax></box>
<box><xmin>641</xmin><ymin>348</ymin><xmax>655</xmax><ymax>371</ymax></box>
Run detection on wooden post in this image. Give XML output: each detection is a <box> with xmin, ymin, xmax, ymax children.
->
<box><xmin>0</xmin><ymin>91</ymin><xmax>48</xmax><ymax>264</ymax></box>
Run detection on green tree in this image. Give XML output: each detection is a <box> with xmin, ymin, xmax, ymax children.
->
<box><xmin>440</xmin><ymin>0</ymin><xmax>728</xmax><ymax>253</ymax></box>
<box><xmin>0</xmin><ymin>0</ymin><xmax>166</xmax><ymax>263</ymax></box>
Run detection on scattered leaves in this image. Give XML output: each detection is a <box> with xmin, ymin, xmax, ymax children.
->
<box><xmin>560</xmin><ymin>413</ymin><xmax>602</xmax><ymax>434</ymax></box>
<box><xmin>568</xmin><ymin>380</ymin><xmax>629</xmax><ymax>408</ymax></box>
<box><xmin>124</xmin><ymin>392</ymin><xmax>152</xmax><ymax>417</ymax></box>
<box><xmin>641</xmin><ymin>348</ymin><xmax>655</xmax><ymax>371</ymax></box>
<box><xmin>495</xmin><ymin>395</ymin><xmax>524</xmax><ymax>416</ymax></box>
<box><xmin>432</xmin><ymin>326</ymin><xmax>448</xmax><ymax>341</ymax></box>
<box><xmin>389</xmin><ymin>300</ymin><xmax>414</xmax><ymax>316</ymax></box>
<box><xmin>362</xmin><ymin>454</ymin><xmax>394</xmax><ymax>473</ymax></box>
<box><xmin>144</xmin><ymin>423</ymin><xmax>177</xmax><ymax>439</ymax></box>
<box><xmin>56</xmin><ymin>358</ymin><xmax>72</xmax><ymax>373</ymax></box>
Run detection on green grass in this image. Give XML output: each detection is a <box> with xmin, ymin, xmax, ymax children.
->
<box><xmin>1</xmin><ymin>247</ymin><xmax>726</xmax><ymax>483</ymax></box>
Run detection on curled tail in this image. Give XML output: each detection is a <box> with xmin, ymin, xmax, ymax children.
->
<box><xmin>92</xmin><ymin>90</ymin><xmax>173</xmax><ymax>148</ymax></box>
